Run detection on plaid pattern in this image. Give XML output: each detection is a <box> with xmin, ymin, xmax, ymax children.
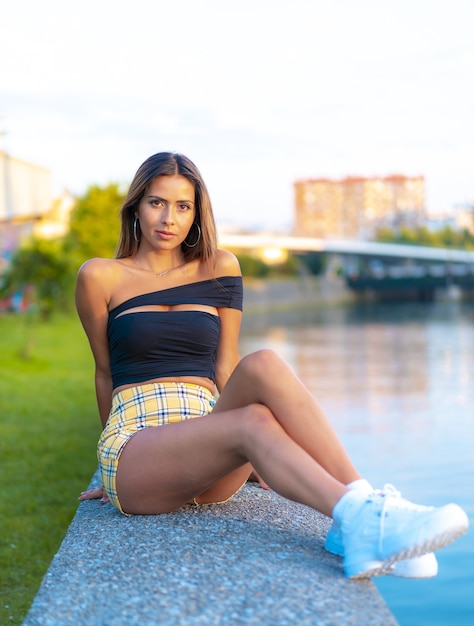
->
<box><xmin>98</xmin><ymin>382</ymin><xmax>215</xmax><ymax>513</ymax></box>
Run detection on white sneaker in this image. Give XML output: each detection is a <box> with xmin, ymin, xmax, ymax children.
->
<box><xmin>325</xmin><ymin>484</ymin><xmax>439</xmax><ymax>578</ymax></box>
<box><xmin>389</xmin><ymin>553</ymin><xmax>438</xmax><ymax>578</ymax></box>
<box><xmin>325</xmin><ymin>523</ymin><xmax>438</xmax><ymax>578</ymax></box>
<box><xmin>332</xmin><ymin>488</ymin><xmax>468</xmax><ymax>579</ymax></box>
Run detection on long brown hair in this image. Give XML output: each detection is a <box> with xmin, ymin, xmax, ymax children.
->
<box><xmin>115</xmin><ymin>152</ymin><xmax>217</xmax><ymax>267</ymax></box>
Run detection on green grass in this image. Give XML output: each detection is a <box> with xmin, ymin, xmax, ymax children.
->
<box><xmin>0</xmin><ymin>312</ymin><xmax>101</xmax><ymax>625</ymax></box>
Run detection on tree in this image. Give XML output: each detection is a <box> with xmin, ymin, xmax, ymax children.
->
<box><xmin>0</xmin><ymin>237</ymin><xmax>74</xmax><ymax>320</ymax></box>
<box><xmin>0</xmin><ymin>183</ymin><xmax>126</xmax><ymax>325</ymax></box>
<box><xmin>375</xmin><ymin>225</ymin><xmax>474</xmax><ymax>250</ymax></box>
<box><xmin>66</xmin><ymin>183</ymin><xmax>125</xmax><ymax>264</ymax></box>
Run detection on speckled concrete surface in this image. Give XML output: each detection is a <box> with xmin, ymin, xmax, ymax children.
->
<box><xmin>23</xmin><ymin>471</ymin><xmax>397</xmax><ymax>626</ymax></box>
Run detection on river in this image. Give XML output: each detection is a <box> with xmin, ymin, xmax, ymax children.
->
<box><xmin>239</xmin><ymin>299</ymin><xmax>474</xmax><ymax>625</ymax></box>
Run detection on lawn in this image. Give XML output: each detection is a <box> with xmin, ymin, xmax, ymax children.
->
<box><xmin>0</xmin><ymin>312</ymin><xmax>101</xmax><ymax>625</ymax></box>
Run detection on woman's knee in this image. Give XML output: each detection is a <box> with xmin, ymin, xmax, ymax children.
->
<box><xmin>235</xmin><ymin>403</ymin><xmax>286</xmax><ymax>461</ymax></box>
<box><xmin>238</xmin><ymin>402</ymin><xmax>281</xmax><ymax>444</ymax></box>
<box><xmin>239</xmin><ymin>349</ymin><xmax>285</xmax><ymax>379</ymax></box>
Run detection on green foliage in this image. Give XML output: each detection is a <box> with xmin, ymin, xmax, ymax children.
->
<box><xmin>1</xmin><ymin>183</ymin><xmax>126</xmax><ymax>322</ymax></box>
<box><xmin>297</xmin><ymin>251</ymin><xmax>327</xmax><ymax>276</ymax></box>
<box><xmin>0</xmin><ymin>314</ymin><xmax>99</xmax><ymax>625</ymax></box>
<box><xmin>0</xmin><ymin>238</ymin><xmax>75</xmax><ymax>320</ymax></box>
<box><xmin>238</xmin><ymin>254</ymin><xmax>271</xmax><ymax>277</ymax></box>
<box><xmin>375</xmin><ymin>225</ymin><xmax>474</xmax><ymax>250</ymax></box>
<box><xmin>236</xmin><ymin>253</ymin><xmax>301</xmax><ymax>278</ymax></box>
<box><xmin>66</xmin><ymin>183</ymin><xmax>125</xmax><ymax>264</ymax></box>
<box><xmin>277</xmin><ymin>253</ymin><xmax>301</xmax><ymax>276</ymax></box>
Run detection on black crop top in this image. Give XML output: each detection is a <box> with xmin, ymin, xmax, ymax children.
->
<box><xmin>107</xmin><ymin>276</ymin><xmax>243</xmax><ymax>389</ymax></box>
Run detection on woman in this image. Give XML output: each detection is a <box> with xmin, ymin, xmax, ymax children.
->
<box><xmin>76</xmin><ymin>152</ymin><xmax>468</xmax><ymax>579</ymax></box>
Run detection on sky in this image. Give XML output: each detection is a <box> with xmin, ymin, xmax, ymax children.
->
<box><xmin>1</xmin><ymin>0</ymin><xmax>473</xmax><ymax>229</ymax></box>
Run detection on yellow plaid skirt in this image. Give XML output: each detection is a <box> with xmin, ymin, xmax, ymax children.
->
<box><xmin>98</xmin><ymin>382</ymin><xmax>216</xmax><ymax>513</ymax></box>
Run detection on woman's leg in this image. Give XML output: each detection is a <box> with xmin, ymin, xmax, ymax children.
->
<box><xmin>113</xmin><ymin>356</ymin><xmax>468</xmax><ymax>580</ymax></box>
<box><xmin>212</xmin><ymin>349</ymin><xmax>361</xmax><ymax>485</ymax></box>
<box><xmin>115</xmin><ymin>402</ymin><xmax>348</xmax><ymax>516</ymax></box>
<box><xmin>114</xmin><ymin>378</ymin><xmax>469</xmax><ymax>580</ymax></box>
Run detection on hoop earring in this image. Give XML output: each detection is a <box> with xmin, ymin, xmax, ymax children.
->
<box><xmin>184</xmin><ymin>222</ymin><xmax>201</xmax><ymax>248</ymax></box>
<box><xmin>133</xmin><ymin>217</ymin><xmax>140</xmax><ymax>243</ymax></box>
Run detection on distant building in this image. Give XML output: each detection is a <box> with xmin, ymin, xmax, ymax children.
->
<box><xmin>453</xmin><ymin>202</ymin><xmax>474</xmax><ymax>235</ymax></box>
<box><xmin>421</xmin><ymin>202</ymin><xmax>474</xmax><ymax>237</ymax></box>
<box><xmin>0</xmin><ymin>151</ymin><xmax>74</xmax><ymax>262</ymax></box>
<box><xmin>0</xmin><ymin>150</ymin><xmax>52</xmax><ymax>257</ymax></box>
<box><xmin>33</xmin><ymin>192</ymin><xmax>75</xmax><ymax>240</ymax></box>
<box><xmin>293</xmin><ymin>174</ymin><xmax>425</xmax><ymax>240</ymax></box>
<box><xmin>0</xmin><ymin>150</ymin><xmax>52</xmax><ymax>222</ymax></box>
<box><xmin>0</xmin><ymin>151</ymin><xmax>76</xmax><ymax>311</ymax></box>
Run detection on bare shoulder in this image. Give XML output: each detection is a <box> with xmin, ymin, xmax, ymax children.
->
<box><xmin>214</xmin><ymin>248</ymin><xmax>242</xmax><ymax>277</ymax></box>
<box><xmin>75</xmin><ymin>258</ymin><xmax>125</xmax><ymax>309</ymax></box>
<box><xmin>77</xmin><ymin>257</ymin><xmax>120</xmax><ymax>284</ymax></box>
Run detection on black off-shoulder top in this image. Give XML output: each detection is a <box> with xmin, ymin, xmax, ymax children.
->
<box><xmin>107</xmin><ymin>276</ymin><xmax>243</xmax><ymax>389</ymax></box>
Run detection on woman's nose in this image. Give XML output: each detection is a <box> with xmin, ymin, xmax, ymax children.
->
<box><xmin>161</xmin><ymin>207</ymin><xmax>174</xmax><ymax>225</ymax></box>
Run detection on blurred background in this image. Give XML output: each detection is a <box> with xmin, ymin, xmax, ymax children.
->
<box><xmin>1</xmin><ymin>1</ymin><xmax>473</xmax><ymax>625</ymax></box>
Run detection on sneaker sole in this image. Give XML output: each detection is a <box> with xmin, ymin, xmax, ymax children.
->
<box><xmin>383</xmin><ymin>519</ymin><xmax>468</xmax><ymax>570</ymax></box>
<box><xmin>349</xmin><ymin>561</ymin><xmax>395</xmax><ymax>579</ymax></box>
<box><xmin>326</xmin><ymin>534</ymin><xmax>439</xmax><ymax>578</ymax></box>
<box><xmin>348</xmin><ymin>513</ymin><xmax>468</xmax><ymax>580</ymax></box>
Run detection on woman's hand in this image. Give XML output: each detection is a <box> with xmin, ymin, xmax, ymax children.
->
<box><xmin>248</xmin><ymin>468</ymin><xmax>271</xmax><ymax>490</ymax></box>
<box><xmin>78</xmin><ymin>485</ymin><xmax>109</xmax><ymax>504</ymax></box>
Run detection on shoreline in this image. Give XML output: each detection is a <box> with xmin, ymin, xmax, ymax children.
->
<box><xmin>243</xmin><ymin>275</ymin><xmax>354</xmax><ymax>314</ymax></box>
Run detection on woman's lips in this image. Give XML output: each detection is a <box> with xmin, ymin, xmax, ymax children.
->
<box><xmin>156</xmin><ymin>230</ymin><xmax>176</xmax><ymax>240</ymax></box>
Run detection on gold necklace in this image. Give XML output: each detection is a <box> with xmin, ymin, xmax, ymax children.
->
<box><xmin>133</xmin><ymin>259</ymin><xmax>185</xmax><ymax>276</ymax></box>
<box><xmin>155</xmin><ymin>267</ymin><xmax>174</xmax><ymax>277</ymax></box>
<box><xmin>154</xmin><ymin>262</ymin><xmax>185</xmax><ymax>277</ymax></box>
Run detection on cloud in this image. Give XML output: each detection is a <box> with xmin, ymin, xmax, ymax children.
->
<box><xmin>1</xmin><ymin>0</ymin><xmax>473</xmax><ymax>226</ymax></box>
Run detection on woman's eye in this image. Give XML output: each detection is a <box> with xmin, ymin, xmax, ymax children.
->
<box><xmin>179</xmin><ymin>204</ymin><xmax>192</xmax><ymax>211</ymax></box>
<box><xmin>151</xmin><ymin>199</ymin><xmax>165</xmax><ymax>207</ymax></box>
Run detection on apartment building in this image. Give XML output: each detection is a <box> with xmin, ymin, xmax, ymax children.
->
<box><xmin>293</xmin><ymin>174</ymin><xmax>425</xmax><ymax>239</ymax></box>
<box><xmin>0</xmin><ymin>150</ymin><xmax>52</xmax><ymax>222</ymax></box>
<box><xmin>0</xmin><ymin>150</ymin><xmax>60</xmax><ymax>259</ymax></box>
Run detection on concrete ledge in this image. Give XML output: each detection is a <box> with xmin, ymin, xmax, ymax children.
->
<box><xmin>24</xmin><ymin>471</ymin><xmax>397</xmax><ymax>626</ymax></box>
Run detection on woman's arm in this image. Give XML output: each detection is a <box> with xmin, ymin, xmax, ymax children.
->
<box><xmin>213</xmin><ymin>250</ymin><xmax>270</xmax><ymax>490</ymax></box>
<box><xmin>75</xmin><ymin>258</ymin><xmax>114</xmax><ymax>428</ymax></box>
<box><xmin>214</xmin><ymin>250</ymin><xmax>242</xmax><ymax>393</ymax></box>
<box><xmin>215</xmin><ymin>306</ymin><xmax>242</xmax><ymax>393</ymax></box>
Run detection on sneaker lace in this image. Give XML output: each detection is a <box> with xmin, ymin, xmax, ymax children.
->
<box><xmin>377</xmin><ymin>483</ymin><xmax>401</xmax><ymax>499</ymax></box>
<box><xmin>376</xmin><ymin>484</ymin><xmax>401</xmax><ymax>555</ymax></box>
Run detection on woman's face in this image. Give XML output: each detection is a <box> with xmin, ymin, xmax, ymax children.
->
<box><xmin>137</xmin><ymin>175</ymin><xmax>196</xmax><ymax>252</ymax></box>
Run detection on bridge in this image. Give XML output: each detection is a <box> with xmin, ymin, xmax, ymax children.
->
<box><xmin>219</xmin><ymin>233</ymin><xmax>474</xmax><ymax>300</ymax></box>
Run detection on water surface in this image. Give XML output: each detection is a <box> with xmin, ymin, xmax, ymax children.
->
<box><xmin>240</xmin><ymin>301</ymin><xmax>474</xmax><ymax>625</ymax></box>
